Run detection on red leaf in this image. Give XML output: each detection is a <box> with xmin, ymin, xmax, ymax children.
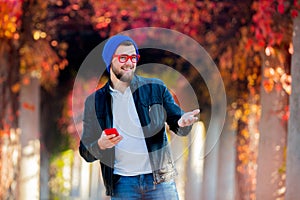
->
<box><xmin>278</xmin><ymin>3</ymin><xmax>285</xmax><ymax>14</ymax></box>
<box><xmin>246</xmin><ymin>39</ymin><xmax>253</xmax><ymax>49</ymax></box>
<box><xmin>291</xmin><ymin>9</ymin><xmax>298</xmax><ymax>18</ymax></box>
<box><xmin>258</xmin><ymin>40</ymin><xmax>265</xmax><ymax>47</ymax></box>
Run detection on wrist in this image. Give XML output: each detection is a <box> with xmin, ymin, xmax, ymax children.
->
<box><xmin>98</xmin><ymin>138</ymin><xmax>106</xmax><ymax>150</ymax></box>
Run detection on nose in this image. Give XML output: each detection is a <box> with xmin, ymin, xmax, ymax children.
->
<box><xmin>125</xmin><ymin>57</ymin><xmax>134</xmax><ymax>64</ymax></box>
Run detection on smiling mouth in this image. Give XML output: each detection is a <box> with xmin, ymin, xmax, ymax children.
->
<box><xmin>121</xmin><ymin>66</ymin><xmax>134</xmax><ymax>71</ymax></box>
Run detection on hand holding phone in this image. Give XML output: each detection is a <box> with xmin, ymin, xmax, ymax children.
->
<box><xmin>98</xmin><ymin>128</ymin><xmax>122</xmax><ymax>150</ymax></box>
<box><xmin>104</xmin><ymin>128</ymin><xmax>119</xmax><ymax>137</ymax></box>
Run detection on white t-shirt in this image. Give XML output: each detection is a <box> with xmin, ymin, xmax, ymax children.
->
<box><xmin>110</xmin><ymin>86</ymin><xmax>152</xmax><ymax>176</ymax></box>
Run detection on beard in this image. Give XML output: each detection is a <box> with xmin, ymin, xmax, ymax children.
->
<box><xmin>111</xmin><ymin>64</ymin><xmax>135</xmax><ymax>83</ymax></box>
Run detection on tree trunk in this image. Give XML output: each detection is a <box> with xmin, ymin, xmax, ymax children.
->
<box><xmin>285</xmin><ymin>13</ymin><xmax>300</xmax><ymax>200</ymax></box>
<box><xmin>40</xmin><ymin>148</ymin><xmax>49</xmax><ymax>199</ymax></box>
<box><xmin>256</xmin><ymin>51</ymin><xmax>288</xmax><ymax>200</ymax></box>
<box><xmin>0</xmin><ymin>36</ymin><xmax>20</xmax><ymax>200</ymax></box>
<box><xmin>235</xmin><ymin>102</ymin><xmax>260</xmax><ymax>200</ymax></box>
<box><xmin>0</xmin><ymin>39</ymin><xmax>20</xmax><ymax>130</ymax></box>
<box><xmin>18</xmin><ymin>77</ymin><xmax>41</xmax><ymax>200</ymax></box>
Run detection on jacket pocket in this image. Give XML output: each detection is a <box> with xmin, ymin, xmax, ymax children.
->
<box><xmin>139</xmin><ymin>96</ymin><xmax>166</xmax><ymax>137</ymax></box>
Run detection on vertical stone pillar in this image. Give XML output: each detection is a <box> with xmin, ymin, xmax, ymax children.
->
<box><xmin>217</xmin><ymin>118</ymin><xmax>236</xmax><ymax>200</ymax></box>
<box><xmin>186</xmin><ymin>122</ymin><xmax>205</xmax><ymax>200</ymax></box>
<box><xmin>80</xmin><ymin>157</ymin><xmax>91</xmax><ymax>199</ymax></box>
<box><xmin>201</xmin><ymin>121</ymin><xmax>221</xmax><ymax>200</ymax></box>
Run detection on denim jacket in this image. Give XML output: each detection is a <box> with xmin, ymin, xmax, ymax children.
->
<box><xmin>79</xmin><ymin>75</ymin><xmax>192</xmax><ymax>196</ymax></box>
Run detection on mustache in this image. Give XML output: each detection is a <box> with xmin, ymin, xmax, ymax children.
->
<box><xmin>112</xmin><ymin>67</ymin><xmax>134</xmax><ymax>81</ymax></box>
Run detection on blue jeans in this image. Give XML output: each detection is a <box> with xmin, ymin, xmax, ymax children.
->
<box><xmin>111</xmin><ymin>173</ymin><xmax>179</xmax><ymax>200</ymax></box>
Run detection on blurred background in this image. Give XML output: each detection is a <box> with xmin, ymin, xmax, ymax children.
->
<box><xmin>1</xmin><ymin>0</ymin><xmax>300</xmax><ymax>199</ymax></box>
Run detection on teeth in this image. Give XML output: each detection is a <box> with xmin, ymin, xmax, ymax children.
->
<box><xmin>122</xmin><ymin>67</ymin><xmax>132</xmax><ymax>70</ymax></box>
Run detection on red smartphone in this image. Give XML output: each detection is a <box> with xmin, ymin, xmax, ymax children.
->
<box><xmin>104</xmin><ymin>128</ymin><xmax>119</xmax><ymax>137</ymax></box>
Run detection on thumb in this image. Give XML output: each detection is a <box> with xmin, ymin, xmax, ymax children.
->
<box><xmin>191</xmin><ymin>109</ymin><xmax>200</xmax><ymax>115</ymax></box>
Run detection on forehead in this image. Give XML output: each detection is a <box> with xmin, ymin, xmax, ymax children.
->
<box><xmin>115</xmin><ymin>44</ymin><xmax>136</xmax><ymax>55</ymax></box>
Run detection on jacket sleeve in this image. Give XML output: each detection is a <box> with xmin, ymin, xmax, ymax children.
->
<box><xmin>79</xmin><ymin>94</ymin><xmax>105</xmax><ymax>162</ymax></box>
<box><xmin>162</xmin><ymin>85</ymin><xmax>192</xmax><ymax>136</ymax></box>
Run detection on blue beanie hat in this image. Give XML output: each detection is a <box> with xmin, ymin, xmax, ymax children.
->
<box><xmin>102</xmin><ymin>35</ymin><xmax>139</xmax><ymax>72</ymax></box>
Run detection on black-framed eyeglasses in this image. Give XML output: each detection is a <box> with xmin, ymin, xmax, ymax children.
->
<box><xmin>113</xmin><ymin>54</ymin><xmax>140</xmax><ymax>63</ymax></box>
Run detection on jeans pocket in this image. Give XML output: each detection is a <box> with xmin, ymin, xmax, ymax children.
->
<box><xmin>113</xmin><ymin>174</ymin><xmax>122</xmax><ymax>185</ymax></box>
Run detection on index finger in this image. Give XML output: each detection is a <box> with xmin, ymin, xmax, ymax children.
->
<box><xmin>106</xmin><ymin>134</ymin><xmax>118</xmax><ymax>139</ymax></box>
<box><xmin>110</xmin><ymin>135</ymin><xmax>123</xmax><ymax>143</ymax></box>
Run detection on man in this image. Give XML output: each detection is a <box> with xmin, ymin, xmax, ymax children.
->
<box><xmin>79</xmin><ymin>35</ymin><xmax>200</xmax><ymax>200</ymax></box>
